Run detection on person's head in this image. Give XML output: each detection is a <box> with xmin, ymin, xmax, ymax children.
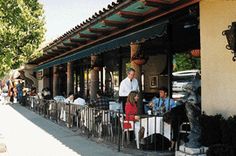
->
<box><xmin>97</xmin><ymin>90</ymin><xmax>103</xmax><ymax>98</ymax></box>
<box><xmin>68</xmin><ymin>91</ymin><xmax>74</xmax><ymax>100</ymax></box>
<box><xmin>159</xmin><ymin>86</ymin><xmax>168</xmax><ymax>98</ymax></box>
<box><xmin>127</xmin><ymin>91</ymin><xmax>139</xmax><ymax>104</ymax></box>
<box><xmin>127</xmin><ymin>68</ymin><xmax>135</xmax><ymax>80</ymax></box>
<box><xmin>74</xmin><ymin>93</ymin><xmax>79</xmax><ymax>100</ymax></box>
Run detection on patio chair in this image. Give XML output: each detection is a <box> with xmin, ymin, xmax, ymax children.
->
<box><xmin>119</xmin><ymin>114</ymin><xmax>135</xmax><ymax>147</ymax></box>
<box><xmin>177</xmin><ymin>122</ymin><xmax>190</xmax><ymax>149</ymax></box>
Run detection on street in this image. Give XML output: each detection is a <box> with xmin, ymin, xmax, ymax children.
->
<box><xmin>0</xmin><ymin>104</ymin><xmax>130</xmax><ymax>156</ymax></box>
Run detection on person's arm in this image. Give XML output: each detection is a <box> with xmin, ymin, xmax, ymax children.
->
<box><xmin>170</xmin><ymin>99</ymin><xmax>176</xmax><ymax>109</ymax></box>
<box><xmin>153</xmin><ymin>97</ymin><xmax>160</xmax><ymax>111</ymax></box>
<box><xmin>136</xmin><ymin>79</ymin><xmax>140</xmax><ymax>92</ymax></box>
<box><xmin>119</xmin><ymin>81</ymin><xmax>125</xmax><ymax>96</ymax></box>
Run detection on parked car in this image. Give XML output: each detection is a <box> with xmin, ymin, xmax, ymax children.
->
<box><xmin>172</xmin><ymin>69</ymin><xmax>201</xmax><ymax>101</ymax></box>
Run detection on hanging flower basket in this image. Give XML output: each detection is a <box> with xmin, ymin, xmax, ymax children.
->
<box><xmin>191</xmin><ymin>49</ymin><xmax>200</xmax><ymax>57</ymax></box>
<box><xmin>132</xmin><ymin>58</ymin><xmax>147</xmax><ymax>65</ymax></box>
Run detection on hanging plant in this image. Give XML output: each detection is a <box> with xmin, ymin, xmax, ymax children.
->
<box><xmin>131</xmin><ymin>44</ymin><xmax>148</xmax><ymax>65</ymax></box>
<box><xmin>191</xmin><ymin>49</ymin><xmax>201</xmax><ymax>57</ymax></box>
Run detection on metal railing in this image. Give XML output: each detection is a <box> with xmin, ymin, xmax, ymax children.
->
<box><xmin>24</xmin><ymin>96</ymin><xmax>183</xmax><ymax>152</ymax></box>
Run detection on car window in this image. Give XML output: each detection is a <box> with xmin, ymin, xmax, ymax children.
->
<box><xmin>173</xmin><ymin>75</ymin><xmax>194</xmax><ymax>82</ymax></box>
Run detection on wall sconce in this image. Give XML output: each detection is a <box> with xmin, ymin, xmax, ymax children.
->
<box><xmin>222</xmin><ymin>22</ymin><xmax>236</xmax><ymax>61</ymax></box>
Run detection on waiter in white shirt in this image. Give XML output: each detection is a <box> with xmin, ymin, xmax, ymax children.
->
<box><xmin>119</xmin><ymin>68</ymin><xmax>139</xmax><ymax>113</ymax></box>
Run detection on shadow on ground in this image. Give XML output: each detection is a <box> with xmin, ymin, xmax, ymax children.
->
<box><xmin>10</xmin><ymin>104</ymin><xmax>174</xmax><ymax>156</ymax></box>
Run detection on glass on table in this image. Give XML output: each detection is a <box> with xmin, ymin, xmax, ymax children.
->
<box><xmin>153</xmin><ymin>110</ymin><xmax>161</xmax><ymax>116</ymax></box>
<box><xmin>147</xmin><ymin>110</ymin><xmax>152</xmax><ymax>115</ymax></box>
<box><xmin>148</xmin><ymin>101</ymin><xmax>154</xmax><ymax>108</ymax></box>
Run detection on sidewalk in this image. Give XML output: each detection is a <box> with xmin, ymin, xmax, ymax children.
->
<box><xmin>0</xmin><ymin>104</ymin><xmax>131</xmax><ymax>156</ymax></box>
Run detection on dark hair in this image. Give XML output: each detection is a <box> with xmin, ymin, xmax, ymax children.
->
<box><xmin>97</xmin><ymin>90</ymin><xmax>103</xmax><ymax>96</ymax></box>
<box><xmin>74</xmin><ymin>93</ymin><xmax>79</xmax><ymax>99</ymax></box>
<box><xmin>68</xmin><ymin>91</ymin><xmax>74</xmax><ymax>96</ymax></box>
<box><xmin>159</xmin><ymin>86</ymin><xmax>168</xmax><ymax>93</ymax></box>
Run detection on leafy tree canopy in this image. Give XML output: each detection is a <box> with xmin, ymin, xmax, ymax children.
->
<box><xmin>0</xmin><ymin>0</ymin><xmax>45</xmax><ymax>77</ymax></box>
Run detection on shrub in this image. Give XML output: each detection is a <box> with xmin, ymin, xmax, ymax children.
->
<box><xmin>200</xmin><ymin>114</ymin><xmax>223</xmax><ymax>146</ymax></box>
<box><xmin>206</xmin><ymin>144</ymin><xmax>235</xmax><ymax>156</ymax></box>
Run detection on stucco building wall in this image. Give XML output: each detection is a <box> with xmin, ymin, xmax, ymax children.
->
<box><xmin>200</xmin><ymin>0</ymin><xmax>236</xmax><ymax>116</ymax></box>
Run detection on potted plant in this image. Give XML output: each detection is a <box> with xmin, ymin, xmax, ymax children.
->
<box><xmin>131</xmin><ymin>51</ymin><xmax>148</xmax><ymax>65</ymax></box>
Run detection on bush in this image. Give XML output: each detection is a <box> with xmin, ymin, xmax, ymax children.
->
<box><xmin>207</xmin><ymin>144</ymin><xmax>235</xmax><ymax>156</ymax></box>
<box><xmin>222</xmin><ymin>116</ymin><xmax>236</xmax><ymax>151</ymax></box>
<box><xmin>200</xmin><ymin>114</ymin><xmax>236</xmax><ymax>154</ymax></box>
<box><xmin>200</xmin><ymin>114</ymin><xmax>223</xmax><ymax>146</ymax></box>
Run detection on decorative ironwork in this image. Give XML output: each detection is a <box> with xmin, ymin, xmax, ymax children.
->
<box><xmin>222</xmin><ymin>22</ymin><xmax>236</xmax><ymax>61</ymax></box>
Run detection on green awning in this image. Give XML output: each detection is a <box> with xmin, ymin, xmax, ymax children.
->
<box><xmin>34</xmin><ymin>20</ymin><xmax>168</xmax><ymax>71</ymax></box>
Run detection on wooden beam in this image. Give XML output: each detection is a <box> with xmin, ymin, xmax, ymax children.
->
<box><xmin>70</xmin><ymin>38</ymin><xmax>88</xmax><ymax>44</ymax></box>
<box><xmin>142</xmin><ymin>0</ymin><xmax>179</xmax><ymax>7</ymax></box>
<box><xmin>57</xmin><ymin>46</ymin><xmax>71</xmax><ymax>50</ymax></box>
<box><xmin>89</xmin><ymin>27</ymin><xmax>116</xmax><ymax>34</ymax></box>
<box><xmin>44</xmin><ymin>52</ymin><xmax>56</xmax><ymax>57</ymax></box>
<box><xmin>52</xmin><ymin>48</ymin><xmax>64</xmax><ymax>53</ymax></box>
<box><xmin>103</xmin><ymin>20</ymin><xmax>131</xmax><ymax>27</ymax></box>
<box><xmin>118</xmin><ymin>11</ymin><xmax>143</xmax><ymax>19</ymax></box>
<box><xmin>79</xmin><ymin>33</ymin><xmax>100</xmax><ymax>39</ymax></box>
<box><xmin>63</xmin><ymin>42</ymin><xmax>80</xmax><ymax>47</ymax></box>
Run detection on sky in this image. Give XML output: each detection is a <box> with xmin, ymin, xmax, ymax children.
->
<box><xmin>38</xmin><ymin>0</ymin><xmax>116</xmax><ymax>43</ymax></box>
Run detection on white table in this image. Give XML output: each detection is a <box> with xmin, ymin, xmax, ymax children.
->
<box><xmin>109</xmin><ymin>101</ymin><xmax>121</xmax><ymax>111</ymax></box>
<box><xmin>139</xmin><ymin>116</ymin><xmax>171</xmax><ymax>140</ymax></box>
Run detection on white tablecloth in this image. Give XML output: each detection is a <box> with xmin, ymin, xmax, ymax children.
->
<box><xmin>109</xmin><ymin>101</ymin><xmax>120</xmax><ymax>111</ymax></box>
<box><xmin>140</xmin><ymin>116</ymin><xmax>171</xmax><ymax>140</ymax></box>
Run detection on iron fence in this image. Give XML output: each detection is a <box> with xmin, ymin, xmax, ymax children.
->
<box><xmin>25</xmin><ymin>96</ymin><xmax>185</xmax><ymax>152</ymax></box>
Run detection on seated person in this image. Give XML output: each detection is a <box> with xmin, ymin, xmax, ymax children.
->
<box><xmin>73</xmin><ymin>92</ymin><xmax>86</xmax><ymax>106</ymax></box>
<box><xmin>95</xmin><ymin>90</ymin><xmax>109</xmax><ymax>110</ymax></box>
<box><xmin>42</xmin><ymin>87</ymin><xmax>51</xmax><ymax>100</ymax></box>
<box><xmin>125</xmin><ymin>91</ymin><xmax>141</xmax><ymax>149</ymax></box>
<box><xmin>145</xmin><ymin>87</ymin><xmax>176</xmax><ymax>115</ymax></box>
<box><xmin>146</xmin><ymin>87</ymin><xmax>177</xmax><ymax>151</ymax></box>
<box><xmin>64</xmin><ymin>91</ymin><xmax>74</xmax><ymax>104</ymax></box>
<box><xmin>30</xmin><ymin>87</ymin><xmax>37</xmax><ymax>96</ymax></box>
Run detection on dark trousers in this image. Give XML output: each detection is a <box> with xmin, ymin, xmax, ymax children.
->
<box><xmin>119</xmin><ymin>96</ymin><xmax>127</xmax><ymax>113</ymax></box>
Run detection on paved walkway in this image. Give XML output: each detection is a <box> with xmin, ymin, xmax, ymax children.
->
<box><xmin>0</xmin><ymin>104</ymin><xmax>131</xmax><ymax>156</ymax></box>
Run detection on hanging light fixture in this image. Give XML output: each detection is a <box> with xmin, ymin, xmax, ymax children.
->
<box><xmin>222</xmin><ymin>22</ymin><xmax>236</xmax><ymax>61</ymax></box>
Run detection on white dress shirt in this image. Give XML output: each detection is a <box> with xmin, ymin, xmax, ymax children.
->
<box><xmin>119</xmin><ymin>77</ymin><xmax>139</xmax><ymax>97</ymax></box>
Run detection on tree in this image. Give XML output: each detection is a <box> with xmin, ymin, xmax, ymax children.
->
<box><xmin>0</xmin><ymin>0</ymin><xmax>45</xmax><ymax>77</ymax></box>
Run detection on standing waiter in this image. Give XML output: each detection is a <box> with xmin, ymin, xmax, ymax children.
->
<box><xmin>119</xmin><ymin>68</ymin><xmax>139</xmax><ymax>113</ymax></box>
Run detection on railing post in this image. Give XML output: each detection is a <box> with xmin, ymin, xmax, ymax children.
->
<box><xmin>56</xmin><ymin>102</ymin><xmax>58</xmax><ymax>123</ymax></box>
<box><xmin>68</xmin><ymin>102</ymin><xmax>71</xmax><ymax>128</ymax></box>
<box><xmin>118</xmin><ymin>109</ymin><xmax>121</xmax><ymax>152</ymax></box>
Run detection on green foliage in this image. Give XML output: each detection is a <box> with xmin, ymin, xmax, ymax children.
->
<box><xmin>173</xmin><ymin>53</ymin><xmax>201</xmax><ymax>72</ymax></box>
<box><xmin>0</xmin><ymin>0</ymin><xmax>45</xmax><ymax>77</ymax></box>
<box><xmin>173</xmin><ymin>53</ymin><xmax>193</xmax><ymax>71</ymax></box>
